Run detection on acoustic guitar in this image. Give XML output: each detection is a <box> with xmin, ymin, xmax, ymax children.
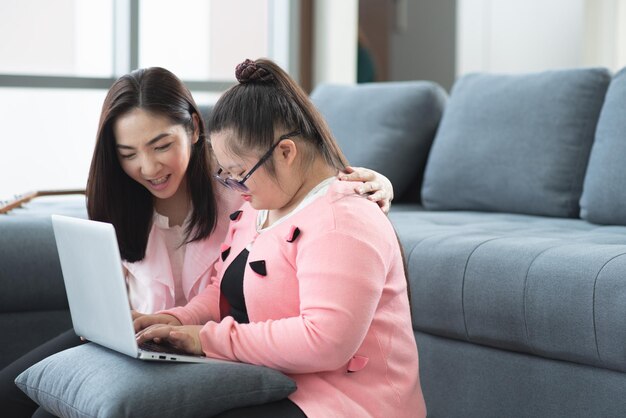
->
<box><xmin>0</xmin><ymin>189</ymin><xmax>85</xmax><ymax>214</ymax></box>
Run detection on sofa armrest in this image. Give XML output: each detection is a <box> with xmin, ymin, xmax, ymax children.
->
<box><xmin>0</xmin><ymin>216</ymin><xmax>68</xmax><ymax>313</ymax></box>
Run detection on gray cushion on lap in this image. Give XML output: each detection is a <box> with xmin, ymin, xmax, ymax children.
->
<box><xmin>15</xmin><ymin>343</ymin><xmax>296</xmax><ymax>418</ymax></box>
<box><xmin>421</xmin><ymin>68</ymin><xmax>610</xmax><ymax>217</ymax></box>
<box><xmin>579</xmin><ymin>67</ymin><xmax>626</xmax><ymax>224</ymax></box>
<box><xmin>310</xmin><ymin>81</ymin><xmax>447</xmax><ymax>201</ymax></box>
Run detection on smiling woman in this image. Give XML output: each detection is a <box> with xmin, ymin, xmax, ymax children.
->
<box><xmin>113</xmin><ymin>108</ymin><xmax>200</xmax><ymax>227</ymax></box>
<box><xmin>0</xmin><ymin>67</ymin><xmax>244</xmax><ymax>418</ymax></box>
<box><xmin>86</xmin><ymin>68</ymin><xmax>223</xmax><ymax>265</ymax></box>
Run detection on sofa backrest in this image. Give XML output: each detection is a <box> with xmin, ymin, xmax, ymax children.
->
<box><xmin>421</xmin><ymin>68</ymin><xmax>611</xmax><ymax>218</ymax></box>
<box><xmin>580</xmin><ymin>67</ymin><xmax>626</xmax><ymax>225</ymax></box>
<box><xmin>310</xmin><ymin>81</ymin><xmax>447</xmax><ymax>203</ymax></box>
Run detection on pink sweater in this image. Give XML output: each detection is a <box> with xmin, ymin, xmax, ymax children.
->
<box><xmin>164</xmin><ymin>180</ymin><xmax>426</xmax><ymax>418</ymax></box>
<box><xmin>124</xmin><ymin>183</ymin><xmax>243</xmax><ymax>313</ymax></box>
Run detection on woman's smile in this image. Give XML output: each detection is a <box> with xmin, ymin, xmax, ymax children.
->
<box><xmin>146</xmin><ymin>174</ymin><xmax>171</xmax><ymax>190</ymax></box>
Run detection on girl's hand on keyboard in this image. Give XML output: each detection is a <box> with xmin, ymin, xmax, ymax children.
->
<box><xmin>137</xmin><ymin>324</ymin><xmax>203</xmax><ymax>355</ymax></box>
<box><xmin>134</xmin><ymin>313</ymin><xmax>181</xmax><ymax>336</ymax></box>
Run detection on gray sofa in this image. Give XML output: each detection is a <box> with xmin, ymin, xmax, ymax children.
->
<box><xmin>313</xmin><ymin>67</ymin><xmax>626</xmax><ymax>417</ymax></box>
<box><xmin>0</xmin><ymin>196</ymin><xmax>86</xmax><ymax>370</ymax></box>
<box><xmin>3</xmin><ymin>66</ymin><xmax>626</xmax><ymax>417</ymax></box>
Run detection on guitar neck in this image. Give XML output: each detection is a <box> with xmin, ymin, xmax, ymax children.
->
<box><xmin>0</xmin><ymin>189</ymin><xmax>85</xmax><ymax>215</ymax></box>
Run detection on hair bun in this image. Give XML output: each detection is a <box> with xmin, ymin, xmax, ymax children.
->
<box><xmin>235</xmin><ymin>59</ymin><xmax>274</xmax><ymax>84</ymax></box>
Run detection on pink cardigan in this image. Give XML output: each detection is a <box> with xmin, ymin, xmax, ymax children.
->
<box><xmin>164</xmin><ymin>180</ymin><xmax>426</xmax><ymax>418</ymax></box>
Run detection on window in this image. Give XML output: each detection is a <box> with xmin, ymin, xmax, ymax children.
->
<box><xmin>0</xmin><ymin>0</ymin><xmax>114</xmax><ymax>77</ymax></box>
<box><xmin>0</xmin><ymin>88</ymin><xmax>106</xmax><ymax>196</ymax></box>
<box><xmin>456</xmin><ymin>0</ymin><xmax>626</xmax><ymax>75</ymax></box>
<box><xmin>0</xmin><ymin>0</ymin><xmax>298</xmax><ymax>199</ymax></box>
<box><xmin>139</xmin><ymin>0</ymin><xmax>270</xmax><ymax>81</ymax></box>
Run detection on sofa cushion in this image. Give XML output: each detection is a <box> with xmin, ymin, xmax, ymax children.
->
<box><xmin>0</xmin><ymin>217</ymin><xmax>68</xmax><ymax>313</ymax></box>
<box><xmin>415</xmin><ymin>331</ymin><xmax>626</xmax><ymax>418</ymax></box>
<box><xmin>421</xmin><ymin>68</ymin><xmax>610</xmax><ymax>217</ymax></box>
<box><xmin>580</xmin><ymin>67</ymin><xmax>626</xmax><ymax>224</ymax></box>
<box><xmin>310</xmin><ymin>81</ymin><xmax>447</xmax><ymax>202</ymax></box>
<box><xmin>15</xmin><ymin>343</ymin><xmax>297</xmax><ymax>418</ymax></box>
<box><xmin>389</xmin><ymin>210</ymin><xmax>626</xmax><ymax>373</ymax></box>
<box><xmin>0</xmin><ymin>195</ymin><xmax>86</xmax><ymax>369</ymax></box>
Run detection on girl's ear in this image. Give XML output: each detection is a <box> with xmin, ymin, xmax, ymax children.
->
<box><xmin>191</xmin><ymin>113</ymin><xmax>200</xmax><ymax>144</ymax></box>
<box><xmin>277</xmin><ymin>140</ymin><xmax>298</xmax><ymax>167</ymax></box>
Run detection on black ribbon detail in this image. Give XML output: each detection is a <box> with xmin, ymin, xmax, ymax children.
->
<box><xmin>229</xmin><ymin>210</ymin><xmax>243</xmax><ymax>221</ymax></box>
<box><xmin>286</xmin><ymin>227</ymin><xmax>301</xmax><ymax>243</ymax></box>
<box><xmin>221</xmin><ymin>247</ymin><xmax>231</xmax><ymax>261</ymax></box>
<box><xmin>249</xmin><ymin>260</ymin><xmax>267</xmax><ymax>276</ymax></box>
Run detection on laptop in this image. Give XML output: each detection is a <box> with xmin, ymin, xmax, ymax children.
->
<box><xmin>51</xmin><ymin>214</ymin><xmax>214</xmax><ymax>363</ymax></box>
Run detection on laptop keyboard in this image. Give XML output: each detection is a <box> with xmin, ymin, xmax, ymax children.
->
<box><xmin>139</xmin><ymin>340</ymin><xmax>191</xmax><ymax>356</ymax></box>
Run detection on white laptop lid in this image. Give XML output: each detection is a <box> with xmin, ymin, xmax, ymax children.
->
<box><xmin>51</xmin><ymin>214</ymin><xmax>139</xmax><ymax>358</ymax></box>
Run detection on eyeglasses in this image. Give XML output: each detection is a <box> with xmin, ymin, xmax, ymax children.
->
<box><xmin>214</xmin><ymin>130</ymin><xmax>301</xmax><ymax>193</ymax></box>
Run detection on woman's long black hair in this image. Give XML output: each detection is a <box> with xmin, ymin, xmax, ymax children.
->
<box><xmin>87</xmin><ymin>67</ymin><xmax>217</xmax><ymax>262</ymax></box>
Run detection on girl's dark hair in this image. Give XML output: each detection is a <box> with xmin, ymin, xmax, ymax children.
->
<box><xmin>86</xmin><ymin>67</ymin><xmax>217</xmax><ymax>262</ymax></box>
<box><xmin>208</xmin><ymin>58</ymin><xmax>349</xmax><ymax>173</ymax></box>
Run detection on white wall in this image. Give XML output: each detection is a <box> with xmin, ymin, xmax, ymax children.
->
<box><xmin>457</xmin><ymin>0</ymin><xmax>626</xmax><ymax>75</ymax></box>
<box><xmin>584</xmin><ymin>0</ymin><xmax>626</xmax><ymax>71</ymax></box>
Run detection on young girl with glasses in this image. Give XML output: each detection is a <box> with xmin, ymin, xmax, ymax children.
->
<box><xmin>0</xmin><ymin>67</ymin><xmax>394</xmax><ymax>418</ymax></box>
<box><xmin>135</xmin><ymin>59</ymin><xmax>425</xmax><ymax>418</ymax></box>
